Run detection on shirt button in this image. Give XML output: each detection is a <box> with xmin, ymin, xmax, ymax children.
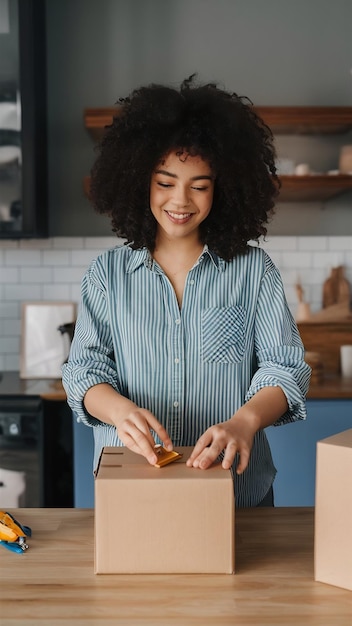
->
<box><xmin>174</xmin><ymin>358</ymin><xmax>180</xmax><ymax>364</ymax></box>
<box><xmin>189</xmin><ymin>279</ymin><xmax>194</xmax><ymax>285</ymax></box>
<box><xmin>175</xmin><ymin>318</ymin><xmax>181</xmax><ymax>325</ymax></box>
<box><xmin>173</xmin><ymin>401</ymin><xmax>179</xmax><ymax>408</ymax></box>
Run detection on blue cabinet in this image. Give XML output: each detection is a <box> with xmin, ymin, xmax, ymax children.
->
<box><xmin>73</xmin><ymin>399</ymin><xmax>352</xmax><ymax>508</ymax></box>
<box><xmin>73</xmin><ymin>416</ymin><xmax>94</xmax><ymax>507</ymax></box>
<box><xmin>266</xmin><ymin>399</ymin><xmax>352</xmax><ymax>506</ymax></box>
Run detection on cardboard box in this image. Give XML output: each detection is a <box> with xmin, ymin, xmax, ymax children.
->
<box><xmin>94</xmin><ymin>446</ymin><xmax>235</xmax><ymax>574</ymax></box>
<box><xmin>314</xmin><ymin>429</ymin><xmax>352</xmax><ymax>591</ymax></box>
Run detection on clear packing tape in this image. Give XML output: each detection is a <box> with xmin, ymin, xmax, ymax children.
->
<box><xmin>0</xmin><ymin>511</ymin><xmax>31</xmax><ymax>553</ymax></box>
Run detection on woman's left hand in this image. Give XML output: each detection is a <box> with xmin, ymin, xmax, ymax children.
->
<box><xmin>186</xmin><ymin>413</ymin><xmax>256</xmax><ymax>474</ymax></box>
<box><xmin>186</xmin><ymin>386</ymin><xmax>289</xmax><ymax>474</ymax></box>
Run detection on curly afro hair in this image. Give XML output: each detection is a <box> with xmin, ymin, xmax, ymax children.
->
<box><xmin>89</xmin><ymin>75</ymin><xmax>279</xmax><ymax>260</ymax></box>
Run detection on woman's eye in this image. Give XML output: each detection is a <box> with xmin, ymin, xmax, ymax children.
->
<box><xmin>191</xmin><ymin>186</ymin><xmax>208</xmax><ymax>191</ymax></box>
<box><xmin>157</xmin><ymin>182</ymin><xmax>173</xmax><ymax>188</ymax></box>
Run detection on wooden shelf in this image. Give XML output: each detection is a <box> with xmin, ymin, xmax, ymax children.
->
<box><xmin>84</xmin><ymin>106</ymin><xmax>352</xmax><ymax>140</ymax></box>
<box><xmin>254</xmin><ymin>106</ymin><xmax>352</xmax><ymax>134</ymax></box>
<box><xmin>84</xmin><ymin>107</ymin><xmax>118</xmax><ymax>141</ymax></box>
<box><xmin>83</xmin><ymin>106</ymin><xmax>352</xmax><ymax>202</ymax></box>
<box><xmin>278</xmin><ymin>174</ymin><xmax>352</xmax><ymax>202</ymax></box>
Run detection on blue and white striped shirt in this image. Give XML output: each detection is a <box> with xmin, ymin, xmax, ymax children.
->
<box><xmin>62</xmin><ymin>244</ymin><xmax>311</xmax><ymax>506</ymax></box>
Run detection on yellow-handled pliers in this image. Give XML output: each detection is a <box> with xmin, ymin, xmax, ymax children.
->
<box><xmin>0</xmin><ymin>511</ymin><xmax>31</xmax><ymax>553</ymax></box>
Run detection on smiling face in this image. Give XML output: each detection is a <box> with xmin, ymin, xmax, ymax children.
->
<box><xmin>149</xmin><ymin>151</ymin><xmax>215</xmax><ymax>245</ymax></box>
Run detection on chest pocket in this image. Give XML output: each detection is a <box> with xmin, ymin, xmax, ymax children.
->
<box><xmin>201</xmin><ymin>306</ymin><xmax>246</xmax><ymax>363</ymax></box>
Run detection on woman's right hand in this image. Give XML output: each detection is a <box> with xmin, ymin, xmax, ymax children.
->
<box><xmin>84</xmin><ymin>383</ymin><xmax>173</xmax><ymax>465</ymax></box>
<box><xmin>114</xmin><ymin>404</ymin><xmax>173</xmax><ymax>465</ymax></box>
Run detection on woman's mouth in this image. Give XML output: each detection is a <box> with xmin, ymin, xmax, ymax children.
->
<box><xmin>166</xmin><ymin>211</ymin><xmax>192</xmax><ymax>223</ymax></box>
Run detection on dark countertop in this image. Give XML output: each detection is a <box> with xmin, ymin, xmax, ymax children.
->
<box><xmin>1</xmin><ymin>371</ymin><xmax>352</xmax><ymax>401</ymax></box>
<box><xmin>0</xmin><ymin>371</ymin><xmax>66</xmax><ymax>401</ymax></box>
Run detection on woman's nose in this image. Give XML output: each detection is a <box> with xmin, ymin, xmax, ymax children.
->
<box><xmin>172</xmin><ymin>186</ymin><xmax>190</xmax><ymax>207</ymax></box>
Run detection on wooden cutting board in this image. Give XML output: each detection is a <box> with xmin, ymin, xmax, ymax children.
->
<box><xmin>322</xmin><ymin>265</ymin><xmax>350</xmax><ymax>309</ymax></box>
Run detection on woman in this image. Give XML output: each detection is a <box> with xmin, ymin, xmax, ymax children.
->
<box><xmin>62</xmin><ymin>76</ymin><xmax>310</xmax><ymax>507</ymax></box>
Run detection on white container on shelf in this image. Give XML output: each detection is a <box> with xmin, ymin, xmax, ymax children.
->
<box><xmin>339</xmin><ymin>145</ymin><xmax>352</xmax><ymax>174</ymax></box>
<box><xmin>340</xmin><ymin>345</ymin><xmax>352</xmax><ymax>377</ymax></box>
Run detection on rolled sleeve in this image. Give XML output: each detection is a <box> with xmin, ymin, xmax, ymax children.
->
<box><xmin>245</xmin><ymin>345</ymin><xmax>311</xmax><ymax>425</ymax></box>
<box><xmin>245</xmin><ymin>260</ymin><xmax>311</xmax><ymax>425</ymax></box>
<box><xmin>62</xmin><ymin>260</ymin><xmax>122</xmax><ymax>427</ymax></box>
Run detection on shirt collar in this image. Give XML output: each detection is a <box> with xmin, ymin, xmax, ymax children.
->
<box><xmin>125</xmin><ymin>245</ymin><xmax>226</xmax><ymax>274</ymax></box>
<box><xmin>125</xmin><ymin>248</ymin><xmax>151</xmax><ymax>273</ymax></box>
<box><xmin>202</xmin><ymin>245</ymin><xmax>226</xmax><ymax>272</ymax></box>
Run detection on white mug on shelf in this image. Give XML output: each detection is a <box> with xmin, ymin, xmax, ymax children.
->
<box><xmin>295</xmin><ymin>163</ymin><xmax>310</xmax><ymax>176</ymax></box>
<box><xmin>340</xmin><ymin>345</ymin><xmax>352</xmax><ymax>378</ymax></box>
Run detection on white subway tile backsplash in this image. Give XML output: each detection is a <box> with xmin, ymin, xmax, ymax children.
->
<box><xmin>261</xmin><ymin>236</ymin><xmax>298</xmax><ymax>251</ymax></box>
<box><xmin>71</xmin><ymin>249</ymin><xmax>102</xmax><ymax>266</ymax></box>
<box><xmin>1</xmin><ymin>335</ymin><xmax>20</xmax><ymax>353</ymax></box>
<box><xmin>42</xmin><ymin>249</ymin><xmax>71</xmax><ymax>266</ymax></box>
<box><xmin>0</xmin><ymin>235</ymin><xmax>351</xmax><ymax>371</ymax></box>
<box><xmin>19</xmin><ymin>238</ymin><xmax>52</xmax><ymax>250</ymax></box>
<box><xmin>70</xmin><ymin>284</ymin><xmax>83</xmax><ymax>302</ymax></box>
<box><xmin>312</xmin><ymin>252</ymin><xmax>340</xmax><ymax>270</ymax></box>
<box><xmin>3</xmin><ymin>318</ymin><xmax>21</xmax><ymax>336</ymax></box>
<box><xmin>279</xmin><ymin>252</ymin><xmax>312</xmax><ymax>269</ymax></box>
<box><xmin>327</xmin><ymin>237</ymin><xmax>352</xmax><ymax>251</ymax></box>
<box><xmin>345</xmin><ymin>253</ymin><xmax>352</xmax><ymax>265</ymax></box>
<box><xmin>84</xmin><ymin>236</ymin><xmax>121</xmax><ymax>249</ymax></box>
<box><xmin>0</xmin><ymin>301</ymin><xmax>20</xmax><ymax>318</ymax></box>
<box><xmin>303</xmin><ymin>268</ymin><xmax>326</xmax><ymax>284</ymax></box>
<box><xmin>267</xmin><ymin>250</ymin><xmax>282</xmax><ymax>267</ymax></box>
<box><xmin>311</xmin><ymin>283</ymin><xmax>324</xmax><ymax>306</ymax></box>
<box><xmin>20</xmin><ymin>267</ymin><xmax>53</xmax><ymax>283</ymax></box>
<box><xmin>4</xmin><ymin>249</ymin><xmax>41</xmax><ymax>266</ymax></box>
<box><xmin>42</xmin><ymin>285</ymin><xmax>71</xmax><ymax>301</ymax></box>
<box><xmin>4</xmin><ymin>284</ymin><xmax>42</xmax><ymax>301</ymax></box>
<box><xmin>0</xmin><ymin>267</ymin><xmax>19</xmax><ymax>283</ymax></box>
<box><xmin>297</xmin><ymin>237</ymin><xmax>328</xmax><ymax>251</ymax></box>
<box><xmin>53</xmin><ymin>267</ymin><xmax>86</xmax><ymax>283</ymax></box>
<box><xmin>5</xmin><ymin>354</ymin><xmax>19</xmax><ymax>370</ymax></box>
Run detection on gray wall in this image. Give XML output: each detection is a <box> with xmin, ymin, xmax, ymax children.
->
<box><xmin>45</xmin><ymin>0</ymin><xmax>352</xmax><ymax>236</ymax></box>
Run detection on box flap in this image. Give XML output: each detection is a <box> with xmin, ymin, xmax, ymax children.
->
<box><xmin>95</xmin><ymin>446</ymin><xmax>233</xmax><ymax>482</ymax></box>
<box><xmin>99</xmin><ymin>446</ymin><xmax>192</xmax><ymax>465</ymax></box>
<box><xmin>318</xmin><ymin>429</ymin><xmax>352</xmax><ymax>449</ymax></box>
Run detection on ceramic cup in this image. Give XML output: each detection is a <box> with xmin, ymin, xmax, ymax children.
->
<box><xmin>340</xmin><ymin>345</ymin><xmax>352</xmax><ymax>377</ymax></box>
<box><xmin>295</xmin><ymin>163</ymin><xmax>310</xmax><ymax>176</ymax></box>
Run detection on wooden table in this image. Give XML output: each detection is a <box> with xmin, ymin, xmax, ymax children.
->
<box><xmin>1</xmin><ymin>508</ymin><xmax>351</xmax><ymax>625</ymax></box>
